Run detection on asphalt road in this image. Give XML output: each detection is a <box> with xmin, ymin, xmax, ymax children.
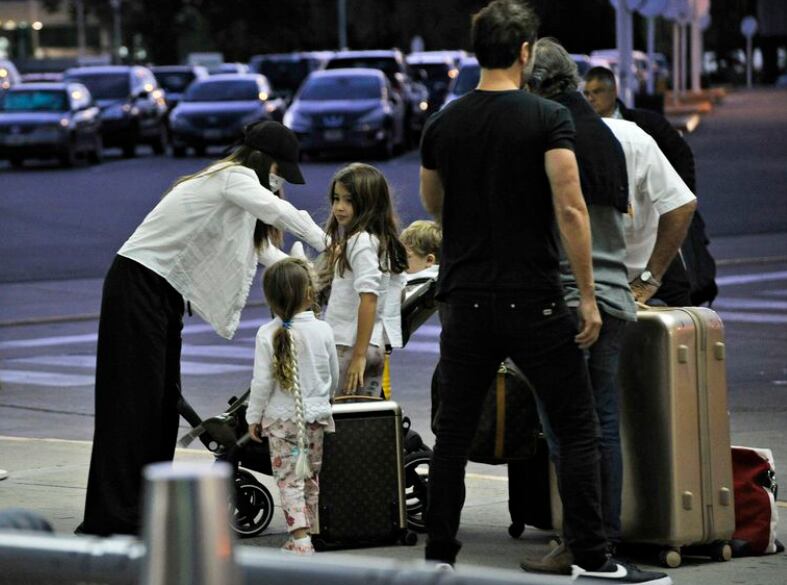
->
<box><xmin>1</xmin><ymin>87</ymin><xmax>786</xmax><ymax>463</ymax></box>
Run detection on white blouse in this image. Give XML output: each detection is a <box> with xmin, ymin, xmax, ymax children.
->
<box><xmin>324</xmin><ymin>231</ymin><xmax>406</xmax><ymax>348</ymax></box>
<box><xmin>246</xmin><ymin>311</ymin><xmax>339</xmax><ymax>425</ymax></box>
<box><xmin>118</xmin><ymin>163</ymin><xmax>326</xmax><ymax>339</ymax></box>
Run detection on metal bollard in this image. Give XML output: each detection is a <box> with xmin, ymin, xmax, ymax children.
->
<box><xmin>141</xmin><ymin>461</ymin><xmax>238</xmax><ymax>585</ymax></box>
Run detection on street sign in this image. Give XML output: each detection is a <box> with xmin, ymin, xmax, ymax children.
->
<box><xmin>741</xmin><ymin>16</ymin><xmax>758</xmax><ymax>38</ymax></box>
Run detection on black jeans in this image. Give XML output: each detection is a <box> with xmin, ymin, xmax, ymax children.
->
<box><xmin>80</xmin><ymin>255</ymin><xmax>184</xmax><ymax>536</ymax></box>
<box><xmin>425</xmin><ymin>292</ymin><xmax>607</xmax><ymax>569</ymax></box>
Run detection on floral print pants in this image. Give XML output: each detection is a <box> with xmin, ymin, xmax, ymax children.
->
<box><xmin>264</xmin><ymin>419</ymin><xmax>326</xmax><ymax>533</ymax></box>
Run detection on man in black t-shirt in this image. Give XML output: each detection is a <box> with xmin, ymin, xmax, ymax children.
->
<box><xmin>419</xmin><ymin>3</ymin><xmax>670</xmax><ymax>585</ymax></box>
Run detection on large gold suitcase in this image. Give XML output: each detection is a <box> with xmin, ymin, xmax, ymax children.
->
<box><xmin>617</xmin><ymin>306</ymin><xmax>735</xmax><ymax>567</ymax></box>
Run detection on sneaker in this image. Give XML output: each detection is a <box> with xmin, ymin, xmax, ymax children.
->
<box><xmin>572</xmin><ymin>560</ymin><xmax>671</xmax><ymax>585</ymax></box>
<box><xmin>434</xmin><ymin>562</ymin><xmax>454</xmax><ymax>572</ymax></box>
<box><xmin>520</xmin><ymin>542</ymin><xmax>573</xmax><ymax>575</ymax></box>
<box><xmin>280</xmin><ymin>538</ymin><xmax>315</xmax><ymax>556</ymax></box>
<box><xmin>0</xmin><ymin>469</ymin><xmax>8</xmax><ymax>481</ymax></box>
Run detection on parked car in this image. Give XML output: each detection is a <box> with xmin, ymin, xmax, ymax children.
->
<box><xmin>151</xmin><ymin>65</ymin><xmax>209</xmax><ymax>111</ymax></box>
<box><xmin>0</xmin><ymin>82</ymin><xmax>102</xmax><ymax>167</ymax></box>
<box><xmin>248</xmin><ymin>52</ymin><xmax>331</xmax><ymax>107</ymax></box>
<box><xmin>325</xmin><ymin>49</ymin><xmax>429</xmax><ymax>143</ymax></box>
<box><xmin>283</xmin><ymin>68</ymin><xmax>406</xmax><ymax>159</ymax></box>
<box><xmin>406</xmin><ymin>52</ymin><xmax>459</xmax><ymax>114</ymax></box>
<box><xmin>63</xmin><ymin>65</ymin><xmax>168</xmax><ymax>157</ymax></box>
<box><xmin>168</xmin><ymin>73</ymin><xmax>278</xmax><ymax>156</ymax></box>
<box><xmin>208</xmin><ymin>62</ymin><xmax>250</xmax><ymax>76</ymax></box>
<box><xmin>442</xmin><ymin>56</ymin><xmax>479</xmax><ymax>108</ymax></box>
<box><xmin>0</xmin><ymin>59</ymin><xmax>22</xmax><ymax>92</ymax></box>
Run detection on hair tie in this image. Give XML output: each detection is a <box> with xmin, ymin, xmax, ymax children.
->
<box><xmin>282</xmin><ymin>319</ymin><xmax>292</xmax><ymax>330</ymax></box>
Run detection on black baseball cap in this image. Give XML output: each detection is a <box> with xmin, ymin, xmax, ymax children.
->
<box><xmin>243</xmin><ymin>120</ymin><xmax>305</xmax><ymax>185</ymax></box>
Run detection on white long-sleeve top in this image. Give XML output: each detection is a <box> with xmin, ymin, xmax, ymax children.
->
<box><xmin>246</xmin><ymin>311</ymin><xmax>339</xmax><ymax>426</ymax></box>
<box><xmin>324</xmin><ymin>232</ymin><xmax>406</xmax><ymax>349</ymax></box>
<box><xmin>602</xmin><ymin>119</ymin><xmax>696</xmax><ymax>280</ymax></box>
<box><xmin>118</xmin><ymin>163</ymin><xmax>326</xmax><ymax>339</ymax></box>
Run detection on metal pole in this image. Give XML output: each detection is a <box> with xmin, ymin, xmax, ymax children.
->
<box><xmin>337</xmin><ymin>0</ymin><xmax>347</xmax><ymax>50</ymax></box>
<box><xmin>672</xmin><ymin>20</ymin><xmax>680</xmax><ymax>104</ymax></box>
<box><xmin>110</xmin><ymin>0</ymin><xmax>122</xmax><ymax>64</ymax></box>
<box><xmin>615</xmin><ymin>3</ymin><xmax>634</xmax><ymax>107</ymax></box>
<box><xmin>746</xmin><ymin>35</ymin><xmax>753</xmax><ymax>88</ymax></box>
<box><xmin>75</xmin><ymin>0</ymin><xmax>86</xmax><ymax>59</ymax></box>
<box><xmin>691</xmin><ymin>13</ymin><xmax>702</xmax><ymax>92</ymax></box>
<box><xmin>646</xmin><ymin>16</ymin><xmax>655</xmax><ymax>95</ymax></box>
<box><xmin>680</xmin><ymin>23</ymin><xmax>688</xmax><ymax>94</ymax></box>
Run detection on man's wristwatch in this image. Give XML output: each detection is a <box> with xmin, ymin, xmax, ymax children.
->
<box><xmin>638</xmin><ymin>269</ymin><xmax>661</xmax><ymax>287</ymax></box>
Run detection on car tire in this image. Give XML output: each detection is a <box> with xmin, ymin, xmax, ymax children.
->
<box><xmin>151</xmin><ymin>125</ymin><xmax>167</xmax><ymax>155</ymax></box>
<box><xmin>60</xmin><ymin>139</ymin><xmax>79</xmax><ymax>168</ymax></box>
<box><xmin>88</xmin><ymin>136</ymin><xmax>103</xmax><ymax>164</ymax></box>
<box><xmin>375</xmin><ymin>129</ymin><xmax>394</xmax><ymax>160</ymax></box>
<box><xmin>121</xmin><ymin>142</ymin><xmax>136</xmax><ymax>158</ymax></box>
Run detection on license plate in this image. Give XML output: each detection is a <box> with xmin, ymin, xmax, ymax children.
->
<box><xmin>204</xmin><ymin>129</ymin><xmax>223</xmax><ymax>140</ymax></box>
<box><xmin>323</xmin><ymin>129</ymin><xmax>344</xmax><ymax>142</ymax></box>
<box><xmin>3</xmin><ymin>134</ymin><xmax>27</xmax><ymax>146</ymax></box>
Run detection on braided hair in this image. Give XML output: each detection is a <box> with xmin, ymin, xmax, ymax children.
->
<box><xmin>262</xmin><ymin>257</ymin><xmax>316</xmax><ymax>480</ymax></box>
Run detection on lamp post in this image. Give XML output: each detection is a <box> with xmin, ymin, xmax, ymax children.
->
<box><xmin>337</xmin><ymin>0</ymin><xmax>347</xmax><ymax>50</ymax></box>
<box><xmin>109</xmin><ymin>0</ymin><xmax>122</xmax><ymax>64</ymax></box>
<box><xmin>75</xmin><ymin>0</ymin><xmax>86</xmax><ymax>59</ymax></box>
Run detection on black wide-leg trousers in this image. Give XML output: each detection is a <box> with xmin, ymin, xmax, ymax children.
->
<box><xmin>79</xmin><ymin>255</ymin><xmax>184</xmax><ymax>536</ymax></box>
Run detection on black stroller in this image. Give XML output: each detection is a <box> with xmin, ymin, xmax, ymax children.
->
<box><xmin>173</xmin><ymin>276</ymin><xmax>439</xmax><ymax>538</ymax></box>
<box><xmin>177</xmin><ymin>390</ymin><xmax>276</xmax><ymax>538</ymax></box>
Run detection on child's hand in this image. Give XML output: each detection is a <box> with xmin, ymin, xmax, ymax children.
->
<box><xmin>248</xmin><ymin>423</ymin><xmax>263</xmax><ymax>443</ymax></box>
<box><xmin>343</xmin><ymin>354</ymin><xmax>366</xmax><ymax>394</ymax></box>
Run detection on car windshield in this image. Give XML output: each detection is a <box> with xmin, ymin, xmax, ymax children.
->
<box><xmin>326</xmin><ymin>58</ymin><xmax>400</xmax><ymax>82</ymax></box>
<box><xmin>299</xmin><ymin>76</ymin><xmax>381</xmax><ymax>101</ymax></box>
<box><xmin>184</xmin><ymin>80</ymin><xmax>259</xmax><ymax>102</ymax></box>
<box><xmin>154</xmin><ymin>71</ymin><xmax>195</xmax><ymax>93</ymax></box>
<box><xmin>452</xmin><ymin>64</ymin><xmax>480</xmax><ymax>96</ymax></box>
<box><xmin>1</xmin><ymin>90</ymin><xmax>69</xmax><ymax>112</ymax></box>
<box><xmin>66</xmin><ymin>73</ymin><xmax>129</xmax><ymax>99</ymax></box>
<box><xmin>255</xmin><ymin>60</ymin><xmax>311</xmax><ymax>93</ymax></box>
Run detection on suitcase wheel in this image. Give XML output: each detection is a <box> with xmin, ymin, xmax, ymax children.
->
<box><xmin>710</xmin><ymin>541</ymin><xmax>732</xmax><ymax>562</ymax></box>
<box><xmin>230</xmin><ymin>469</ymin><xmax>275</xmax><ymax>538</ymax></box>
<box><xmin>658</xmin><ymin>548</ymin><xmax>682</xmax><ymax>568</ymax></box>
<box><xmin>508</xmin><ymin>522</ymin><xmax>525</xmax><ymax>538</ymax></box>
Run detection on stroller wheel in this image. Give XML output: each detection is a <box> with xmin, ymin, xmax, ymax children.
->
<box><xmin>230</xmin><ymin>469</ymin><xmax>274</xmax><ymax>538</ymax></box>
<box><xmin>404</xmin><ymin>449</ymin><xmax>431</xmax><ymax>533</ymax></box>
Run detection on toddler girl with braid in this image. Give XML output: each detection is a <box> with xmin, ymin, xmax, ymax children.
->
<box><xmin>247</xmin><ymin>257</ymin><xmax>339</xmax><ymax>555</ymax></box>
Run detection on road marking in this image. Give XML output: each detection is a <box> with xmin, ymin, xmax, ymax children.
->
<box><xmin>9</xmin><ymin>355</ymin><xmax>249</xmax><ymax>376</ymax></box>
<box><xmin>0</xmin><ymin>370</ymin><xmax>94</xmax><ymax>387</ymax></box>
<box><xmin>713</xmin><ymin>298</ymin><xmax>787</xmax><ymax>311</ymax></box>
<box><xmin>717</xmin><ymin>311</ymin><xmax>787</xmax><ymax>325</ymax></box>
<box><xmin>716</xmin><ymin>270</ymin><xmax>787</xmax><ymax>287</ymax></box>
<box><xmin>181</xmin><ymin>344</ymin><xmax>254</xmax><ymax>360</ymax></box>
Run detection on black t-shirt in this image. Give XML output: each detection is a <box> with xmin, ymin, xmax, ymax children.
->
<box><xmin>420</xmin><ymin>89</ymin><xmax>575</xmax><ymax>299</ymax></box>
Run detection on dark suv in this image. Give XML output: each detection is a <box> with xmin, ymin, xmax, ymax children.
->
<box><xmin>325</xmin><ymin>50</ymin><xmax>429</xmax><ymax>143</ymax></box>
<box><xmin>248</xmin><ymin>52</ymin><xmax>330</xmax><ymax>108</ymax></box>
<box><xmin>63</xmin><ymin>65</ymin><xmax>168</xmax><ymax>157</ymax></box>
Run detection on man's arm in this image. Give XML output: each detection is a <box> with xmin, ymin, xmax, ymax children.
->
<box><xmin>420</xmin><ymin>166</ymin><xmax>444</xmax><ymax>219</ymax></box>
<box><xmin>545</xmin><ymin>148</ymin><xmax>601</xmax><ymax>348</ymax></box>
<box><xmin>632</xmin><ymin>199</ymin><xmax>697</xmax><ymax>303</ymax></box>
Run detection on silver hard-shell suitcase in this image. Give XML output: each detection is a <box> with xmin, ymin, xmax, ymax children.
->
<box><xmin>616</xmin><ymin>306</ymin><xmax>735</xmax><ymax>566</ymax></box>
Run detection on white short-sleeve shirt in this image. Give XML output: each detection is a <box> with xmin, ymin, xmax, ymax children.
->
<box><xmin>324</xmin><ymin>232</ymin><xmax>404</xmax><ymax>348</ymax></box>
<box><xmin>603</xmin><ymin>118</ymin><xmax>697</xmax><ymax>280</ymax></box>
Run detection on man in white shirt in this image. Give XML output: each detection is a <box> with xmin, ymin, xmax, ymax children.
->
<box><xmin>602</xmin><ymin>118</ymin><xmax>697</xmax><ymax>304</ymax></box>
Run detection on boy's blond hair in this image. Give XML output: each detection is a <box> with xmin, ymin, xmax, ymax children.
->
<box><xmin>401</xmin><ymin>220</ymin><xmax>442</xmax><ymax>262</ymax></box>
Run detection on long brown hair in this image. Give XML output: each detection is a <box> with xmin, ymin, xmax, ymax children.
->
<box><xmin>161</xmin><ymin>145</ymin><xmax>282</xmax><ymax>251</ymax></box>
<box><xmin>261</xmin><ymin>257</ymin><xmax>316</xmax><ymax>479</ymax></box>
<box><xmin>322</xmin><ymin>163</ymin><xmax>408</xmax><ymax>280</ymax></box>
